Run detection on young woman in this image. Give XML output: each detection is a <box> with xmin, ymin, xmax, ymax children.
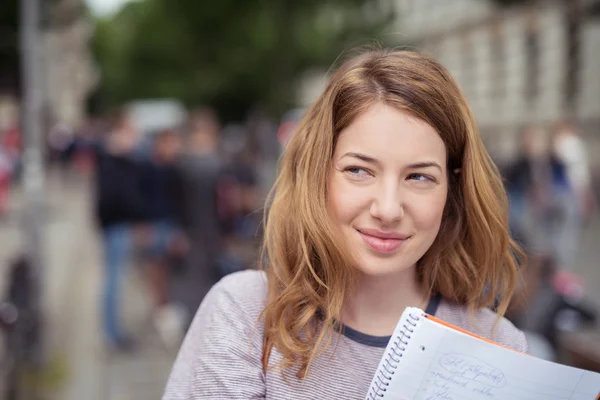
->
<box><xmin>163</xmin><ymin>50</ymin><xmax>528</xmax><ymax>399</ymax></box>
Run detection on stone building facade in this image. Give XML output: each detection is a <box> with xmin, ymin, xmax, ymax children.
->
<box><xmin>392</xmin><ymin>0</ymin><xmax>600</xmax><ymax>164</ymax></box>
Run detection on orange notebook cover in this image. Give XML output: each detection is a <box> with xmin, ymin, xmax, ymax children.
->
<box><xmin>365</xmin><ymin>307</ymin><xmax>600</xmax><ymax>400</ymax></box>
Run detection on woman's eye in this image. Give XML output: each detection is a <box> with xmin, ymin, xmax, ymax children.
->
<box><xmin>407</xmin><ymin>173</ymin><xmax>434</xmax><ymax>182</ymax></box>
<box><xmin>345</xmin><ymin>166</ymin><xmax>370</xmax><ymax>177</ymax></box>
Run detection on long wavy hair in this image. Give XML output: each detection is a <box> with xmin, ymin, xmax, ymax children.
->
<box><xmin>260</xmin><ymin>49</ymin><xmax>523</xmax><ymax>378</ymax></box>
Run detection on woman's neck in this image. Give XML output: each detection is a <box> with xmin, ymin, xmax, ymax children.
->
<box><xmin>341</xmin><ymin>266</ymin><xmax>428</xmax><ymax>337</ymax></box>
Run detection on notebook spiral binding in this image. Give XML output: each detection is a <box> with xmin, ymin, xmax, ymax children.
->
<box><xmin>366</xmin><ymin>312</ymin><xmax>421</xmax><ymax>399</ymax></box>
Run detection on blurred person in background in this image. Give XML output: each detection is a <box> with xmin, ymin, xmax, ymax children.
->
<box><xmin>94</xmin><ymin>109</ymin><xmax>146</xmax><ymax>351</ymax></box>
<box><xmin>549</xmin><ymin>120</ymin><xmax>597</xmax><ymax>270</ymax></box>
<box><xmin>1</xmin><ymin>123</ymin><xmax>21</xmax><ymax>182</ymax></box>
<box><xmin>217</xmin><ymin>124</ymin><xmax>260</xmax><ymax>276</ymax></box>
<box><xmin>0</xmin><ymin>123</ymin><xmax>22</xmax><ymax>216</ymax></box>
<box><xmin>170</xmin><ymin>108</ymin><xmax>225</xmax><ymax>328</ymax></box>
<box><xmin>48</xmin><ymin>123</ymin><xmax>75</xmax><ymax>168</ymax></box>
<box><xmin>505</xmin><ymin>126</ymin><xmax>553</xmax><ymax>247</ymax></box>
<box><xmin>69</xmin><ymin>118</ymin><xmax>105</xmax><ymax>173</ymax></box>
<box><xmin>138</xmin><ymin>128</ymin><xmax>188</xmax><ymax>346</ymax></box>
<box><xmin>75</xmin><ymin>119</ymin><xmax>105</xmax><ymax>175</ymax></box>
<box><xmin>247</xmin><ymin>109</ymin><xmax>280</xmax><ymax>200</ymax></box>
<box><xmin>0</xmin><ymin>144</ymin><xmax>11</xmax><ymax>216</ymax></box>
<box><xmin>505</xmin><ymin>125</ymin><xmax>578</xmax><ymax>271</ymax></box>
<box><xmin>552</xmin><ymin>121</ymin><xmax>597</xmax><ymax>221</ymax></box>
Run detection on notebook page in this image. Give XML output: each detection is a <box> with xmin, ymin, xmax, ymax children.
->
<box><xmin>364</xmin><ymin>307</ymin><xmax>429</xmax><ymax>399</ymax></box>
<box><xmin>383</xmin><ymin>317</ymin><xmax>600</xmax><ymax>400</ymax></box>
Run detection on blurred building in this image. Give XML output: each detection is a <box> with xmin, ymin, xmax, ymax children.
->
<box><xmin>45</xmin><ymin>0</ymin><xmax>99</xmax><ymax>128</ymax></box>
<box><xmin>0</xmin><ymin>0</ymin><xmax>98</xmax><ymax>131</ymax></box>
<box><xmin>393</xmin><ymin>0</ymin><xmax>600</xmax><ymax>165</ymax></box>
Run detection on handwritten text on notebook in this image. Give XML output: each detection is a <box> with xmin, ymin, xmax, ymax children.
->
<box><xmin>419</xmin><ymin>353</ymin><xmax>508</xmax><ymax>399</ymax></box>
<box><xmin>439</xmin><ymin>353</ymin><xmax>507</xmax><ymax>387</ymax></box>
<box><xmin>365</xmin><ymin>308</ymin><xmax>600</xmax><ymax>400</ymax></box>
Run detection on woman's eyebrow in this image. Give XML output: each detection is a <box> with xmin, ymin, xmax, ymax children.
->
<box><xmin>406</xmin><ymin>161</ymin><xmax>442</xmax><ymax>171</ymax></box>
<box><xmin>341</xmin><ymin>153</ymin><xmax>442</xmax><ymax>172</ymax></box>
<box><xmin>341</xmin><ymin>152</ymin><xmax>379</xmax><ymax>165</ymax></box>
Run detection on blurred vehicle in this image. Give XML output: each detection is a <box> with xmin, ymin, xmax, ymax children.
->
<box><xmin>126</xmin><ymin>99</ymin><xmax>187</xmax><ymax>136</ymax></box>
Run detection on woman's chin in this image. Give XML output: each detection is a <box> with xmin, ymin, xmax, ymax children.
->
<box><xmin>353</xmin><ymin>256</ymin><xmax>417</xmax><ymax>278</ymax></box>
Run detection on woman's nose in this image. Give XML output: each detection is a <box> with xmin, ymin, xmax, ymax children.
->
<box><xmin>369</xmin><ymin>181</ymin><xmax>404</xmax><ymax>224</ymax></box>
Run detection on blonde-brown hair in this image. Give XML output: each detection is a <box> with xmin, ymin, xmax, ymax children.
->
<box><xmin>260</xmin><ymin>49</ymin><xmax>522</xmax><ymax>378</ymax></box>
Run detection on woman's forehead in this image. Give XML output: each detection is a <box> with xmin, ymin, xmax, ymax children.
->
<box><xmin>333</xmin><ymin>104</ymin><xmax>447</xmax><ymax>167</ymax></box>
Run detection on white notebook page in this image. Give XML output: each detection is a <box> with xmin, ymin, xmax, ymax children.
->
<box><xmin>369</xmin><ymin>308</ymin><xmax>600</xmax><ymax>400</ymax></box>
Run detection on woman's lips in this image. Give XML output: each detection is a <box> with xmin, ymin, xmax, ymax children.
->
<box><xmin>357</xmin><ymin>229</ymin><xmax>409</xmax><ymax>253</ymax></box>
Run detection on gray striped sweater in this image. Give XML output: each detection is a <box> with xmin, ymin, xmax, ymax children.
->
<box><xmin>163</xmin><ymin>270</ymin><xmax>528</xmax><ymax>399</ymax></box>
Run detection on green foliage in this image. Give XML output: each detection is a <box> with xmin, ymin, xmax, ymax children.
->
<box><xmin>90</xmin><ymin>0</ymin><xmax>394</xmax><ymax>120</ymax></box>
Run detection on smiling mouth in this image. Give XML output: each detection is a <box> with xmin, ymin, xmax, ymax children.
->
<box><xmin>357</xmin><ymin>229</ymin><xmax>410</xmax><ymax>254</ymax></box>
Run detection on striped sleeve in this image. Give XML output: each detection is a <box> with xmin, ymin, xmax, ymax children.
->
<box><xmin>513</xmin><ymin>327</ymin><xmax>529</xmax><ymax>354</ymax></box>
<box><xmin>163</xmin><ymin>272</ymin><xmax>267</xmax><ymax>399</ymax></box>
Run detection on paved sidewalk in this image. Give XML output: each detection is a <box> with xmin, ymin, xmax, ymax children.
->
<box><xmin>48</xmin><ymin>174</ymin><xmax>178</xmax><ymax>400</ymax></box>
<box><xmin>0</xmin><ymin>170</ymin><xmax>177</xmax><ymax>400</ymax></box>
<box><xmin>0</xmin><ymin>170</ymin><xmax>91</xmax><ymax>353</ymax></box>
<box><xmin>572</xmin><ymin>216</ymin><xmax>600</xmax><ymax>308</ymax></box>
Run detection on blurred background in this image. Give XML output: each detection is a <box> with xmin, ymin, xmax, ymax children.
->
<box><xmin>0</xmin><ymin>0</ymin><xmax>600</xmax><ymax>399</ymax></box>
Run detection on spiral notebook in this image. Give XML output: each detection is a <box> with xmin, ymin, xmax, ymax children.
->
<box><xmin>365</xmin><ymin>307</ymin><xmax>600</xmax><ymax>400</ymax></box>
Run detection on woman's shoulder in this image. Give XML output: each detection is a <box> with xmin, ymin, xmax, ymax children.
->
<box><xmin>164</xmin><ymin>270</ymin><xmax>269</xmax><ymax>399</ymax></box>
<box><xmin>436</xmin><ymin>299</ymin><xmax>528</xmax><ymax>353</ymax></box>
<box><xmin>206</xmin><ymin>269</ymin><xmax>269</xmax><ymax>316</ymax></box>
<box><xmin>171</xmin><ymin>270</ymin><xmax>269</xmax><ymax>370</ymax></box>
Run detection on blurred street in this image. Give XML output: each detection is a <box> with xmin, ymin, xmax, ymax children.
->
<box><xmin>2</xmin><ymin>0</ymin><xmax>600</xmax><ymax>397</ymax></box>
<box><xmin>0</xmin><ymin>171</ymin><xmax>177</xmax><ymax>400</ymax></box>
<box><xmin>0</xmin><ymin>168</ymin><xmax>598</xmax><ymax>399</ymax></box>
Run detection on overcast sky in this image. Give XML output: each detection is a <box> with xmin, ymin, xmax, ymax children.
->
<box><xmin>85</xmin><ymin>0</ymin><xmax>137</xmax><ymax>17</ymax></box>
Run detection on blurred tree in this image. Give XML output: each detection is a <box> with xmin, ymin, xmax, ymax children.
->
<box><xmin>90</xmin><ymin>0</ymin><xmax>394</xmax><ymax>120</ymax></box>
<box><xmin>0</xmin><ymin>0</ymin><xmax>20</xmax><ymax>95</ymax></box>
<box><xmin>490</xmin><ymin>0</ymin><xmax>529</xmax><ymax>6</ymax></box>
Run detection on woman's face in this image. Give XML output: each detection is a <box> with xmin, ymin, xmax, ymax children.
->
<box><xmin>327</xmin><ymin>103</ymin><xmax>448</xmax><ymax>278</ymax></box>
